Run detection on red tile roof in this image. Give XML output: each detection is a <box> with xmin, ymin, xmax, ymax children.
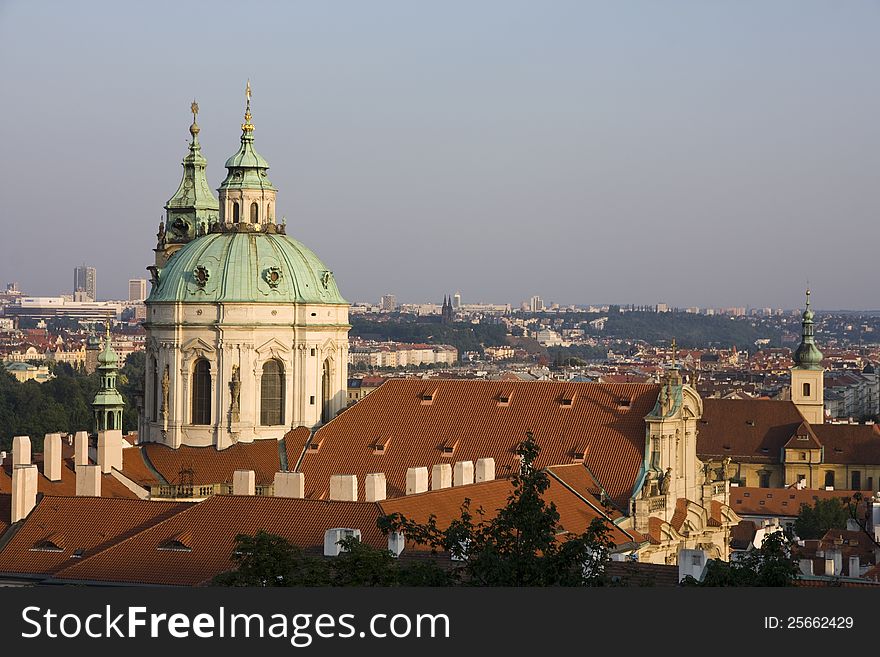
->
<box><xmin>0</xmin><ymin>496</ymin><xmax>190</xmax><ymax>578</ymax></box>
<box><xmin>120</xmin><ymin>447</ymin><xmax>162</xmax><ymax>487</ymax></box>
<box><xmin>0</xmin><ymin>493</ymin><xmax>11</xmax><ymax>536</ymax></box>
<box><xmin>731</xmin><ymin>486</ymin><xmax>860</xmax><ymax>517</ymax></box>
<box><xmin>546</xmin><ymin>463</ymin><xmax>625</xmax><ymax>520</ymax></box>
<box><xmin>140</xmin><ymin>438</ymin><xmax>295</xmax><ymax>487</ymax></box>
<box><xmin>378</xmin><ymin>477</ymin><xmax>637</xmax><ymax>548</ymax></box>
<box><xmin>296</xmin><ymin>380</ymin><xmax>660</xmax><ymax>508</ymax></box>
<box><xmin>52</xmin><ymin>496</ymin><xmax>387</xmax><ymax>586</ymax></box>
<box><xmin>0</xmin><ymin>458</ymin><xmax>139</xmax><ymax>499</ymax></box>
<box><xmin>697</xmin><ymin>399</ymin><xmax>807</xmax><ymax>463</ymax></box>
<box><xmin>812</xmin><ymin>424</ymin><xmax>880</xmax><ymax>465</ymax></box>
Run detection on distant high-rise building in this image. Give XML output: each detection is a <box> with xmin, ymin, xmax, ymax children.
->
<box><xmin>380</xmin><ymin>294</ymin><xmax>397</xmax><ymax>312</ymax></box>
<box><xmin>74</xmin><ymin>264</ymin><xmax>97</xmax><ymax>301</ymax></box>
<box><xmin>129</xmin><ymin>279</ymin><xmax>148</xmax><ymax>302</ymax></box>
<box><xmin>453</xmin><ymin>292</ymin><xmax>461</xmax><ymax>310</ymax></box>
<box><xmin>529</xmin><ymin>295</ymin><xmax>544</xmax><ymax>313</ymax></box>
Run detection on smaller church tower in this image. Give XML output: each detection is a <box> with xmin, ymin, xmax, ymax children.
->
<box><xmin>92</xmin><ymin>327</ymin><xmax>125</xmax><ymax>433</ymax></box>
<box><xmin>791</xmin><ymin>289</ymin><xmax>825</xmax><ymax>424</ymax></box>
<box><xmin>155</xmin><ymin>101</ymin><xmax>220</xmax><ymax>268</ymax></box>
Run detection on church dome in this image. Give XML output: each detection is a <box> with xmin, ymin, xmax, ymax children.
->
<box><xmin>147</xmin><ymin>226</ymin><xmax>346</xmax><ymax>305</ymax></box>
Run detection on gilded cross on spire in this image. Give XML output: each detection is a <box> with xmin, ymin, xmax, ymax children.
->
<box><xmin>242</xmin><ymin>80</ymin><xmax>254</xmax><ymax>132</ymax></box>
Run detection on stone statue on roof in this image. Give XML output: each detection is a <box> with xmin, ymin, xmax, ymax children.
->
<box><xmin>229</xmin><ymin>365</ymin><xmax>241</xmax><ymax>422</ymax></box>
<box><xmin>659</xmin><ymin>467</ymin><xmax>672</xmax><ymax>495</ymax></box>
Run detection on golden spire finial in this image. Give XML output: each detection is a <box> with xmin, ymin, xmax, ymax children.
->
<box><xmin>189</xmin><ymin>98</ymin><xmax>201</xmax><ymax>137</ymax></box>
<box><xmin>242</xmin><ymin>80</ymin><xmax>254</xmax><ymax>133</ymax></box>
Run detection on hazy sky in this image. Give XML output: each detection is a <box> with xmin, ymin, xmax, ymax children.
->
<box><xmin>0</xmin><ymin>1</ymin><xmax>877</xmax><ymax>309</ymax></box>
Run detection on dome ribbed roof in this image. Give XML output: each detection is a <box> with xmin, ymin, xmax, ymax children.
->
<box><xmin>147</xmin><ymin>229</ymin><xmax>346</xmax><ymax>305</ymax></box>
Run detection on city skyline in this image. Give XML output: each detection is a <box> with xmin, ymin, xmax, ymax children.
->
<box><xmin>1</xmin><ymin>1</ymin><xmax>878</xmax><ymax>308</ymax></box>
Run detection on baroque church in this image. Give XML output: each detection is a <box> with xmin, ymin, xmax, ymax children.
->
<box><xmin>140</xmin><ymin>87</ymin><xmax>350</xmax><ymax>449</ymax></box>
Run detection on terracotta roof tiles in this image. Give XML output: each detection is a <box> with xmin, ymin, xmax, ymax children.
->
<box><xmin>52</xmin><ymin>496</ymin><xmax>387</xmax><ymax>586</ymax></box>
<box><xmin>812</xmin><ymin>424</ymin><xmax>880</xmax><ymax>465</ymax></box>
<box><xmin>378</xmin><ymin>476</ymin><xmax>636</xmax><ymax>548</ymax></box>
<box><xmin>0</xmin><ymin>458</ymin><xmax>139</xmax><ymax>499</ymax></box>
<box><xmin>731</xmin><ymin>486</ymin><xmax>860</xmax><ymax>517</ymax></box>
<box><xmin>697</xmin><ymin>399</ymin><xmax>807</xmax><ymax>463</ymax></box>
<box><xmin>297</xmin><ymin>380</ymin><xmax>660</xmax><ymax>509</ymax></box>
<box><xmin>0</xmin><ymin>496</ymin><xmax>190</xmax><ymax>578</ymax></box>
<box><xmin>141</xmin><ymin>439</ymin><xmax>288</xmax><ymax>486</ymax></box>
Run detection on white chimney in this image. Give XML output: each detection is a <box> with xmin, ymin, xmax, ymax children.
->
<box><xmin>273</xmin><ymin>471</ymin><xmax>304</xmax><ymax>498</ymax></box>
<box><xmin>454</xmin><ymin>461</ymin><xmax>474</xmax><ymax>487</ymax></box>
<box><xmin>431</xmin><ymin>463</ymin><xmax>452</xmax><ymax>490</ymax></box>
<box><xmin>97</xmin><ymin>430</ymin><xmax>123</xmax><ymax>474</ymax></box>
<box><xmin>232</xmin><ymin>469</ymin><xmax>256</xmax><ymax>495</ymax></box>
<box><xmin>74</xmin><ymin>431</ymin><xmax>89</xmax><ymax>466</ymax></box>
<box><xmin>323</xmin><ymin>528</ymin><xmax>361</xmax><ymax>557</ymax></box>
<box><xmin>476</xmin><ymin>457</ymin><xmax>496</xmax><ymax>482</ymax></box>
<box><xmin>405</xmin><ymin>467</ymin><xmax>428</xmax><ymax>495</ymax></box>
<box><xmin>678</xmin><ymin>548</ymin><xmax>707</xmax><ymax>583</ymax></box>
<box><xmin>388</xmin><ymin>531</ymin><xmax>405</xmax><ymax>557</ymax></box>
<box><xmin>848</xmin><ymin>555</ymin><xmax>860</xmax><ymax>578</ymax></box>
<box><xmin>330</xmin><ymin>474</ymin><xmax>358</xmax><ymax>501</ymax></box>
<box><xmin>43</xmin><ymin>433</ymin><xmax>62</xmax><ymax>482</ymax></box>
<box><xmin>365</xmin><ymin>473</ymin><xmax>386</xmax><ymax>502</ymax></box>
<box><xmin>12</xmin><ymin>464</ymin><xmax>38</xmax><ymax>522</ymax></box>
<box><xmin>12</xmin><ymin>435</ymin><xmax>31</xmax><ymax>466</ymax></box>
<box><xmin>75</xmin><ymin>464</ymin><xmax>101</xmax><ymax>497</ymax></box>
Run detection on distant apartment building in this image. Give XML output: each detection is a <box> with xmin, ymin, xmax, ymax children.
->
<box><xmin>5</xmin><ymin>297</ymin><xmax>120</xmax><ymax>322</ymax></box>
<box><xmin>349</xmin><ymin>341</ymin><xmax>457</xmax><ymax>367</ymax></box>
<box><xmin>380</xmin><ymin>294</ymin><xmax>397</xmax><ymax>312</ymax></box>
<box><xmin>128</xmin><ymin>279</ymin><xmax>147</xmax><ymax>302</ymax></box>
<box><xmin>824</xmin><ymin>368</ymin><xmax>879</xmax><ymax>420</ymax></box>
<box><xmin>74</xmin><ymin>264</ymin><xmax>97</xmax><ymax>301</ymax></box>
<box><xmin>529</xmin><ymin>295</ymin><xmax>544</xmax><ymax>313</ymax></box>
<box><xmin>453</xmin><ymin>292</ymin><xmax>462</xmax><ymax>309</ymax></box>
<box><xmin>484</xmin><ymin>345</ymin><xmax>515</xmax><ymax>361</ymax></box>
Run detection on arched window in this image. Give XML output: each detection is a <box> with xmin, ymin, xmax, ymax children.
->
<box><xmin>192</xmin><ymin>359</ymin><xmax>211</xmax><ymax>425</ymax></box>
<box><xmin>824</xmin><ymin>471</ymin><xmax>834</xmax><ymax>488</ymax></box>
<box><xmin>232</xmin><ymin>202</ymin><xmax>240</xmax><ymax>223</ymax></box>
<box><xmin>107</xmin><ymin>411</ymin><xmax>115</xmax><ymax>431</ymax></box>
<box><xmin>267</xmin><ymin>202</ymin><xmax>272</xmax><ymax>222</ymax></box>
<box><xmin>803</xmin><ymin>382</ymin><xmax>811</xmax><ymax>397</ymax></box>
<box><xmin>321</xmin><ymin>358</ymin><xmax>332</xmax><ymax>423</ymax></box>
<box><xmin>251</xmin><ymin>201</ymin><xmax>259</xmax><ymax>223</ymax></box>
<box><xmin>260</xmin><ymin>359</ymin><xmax>284</xmax><ymax>426</ymax></box>
<box><xmin>151</xmin><ymin>358</ymin><xmax>158</xmax><ymax>421</ymax></box>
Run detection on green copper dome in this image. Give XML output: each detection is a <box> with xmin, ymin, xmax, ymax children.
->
<box><xmin>147</xmin><ymin>227</ymin><xmax>347</xmax><ymax>305</ymax></box>
<box><xmin>97</xmin><ymin>338</ymin><xmax>119</xmax><ymax>367</ymax></box>
<box><xmin>793</xmin><ymin>289</ymin><xmax>823</xmax><ymax>370</ymax></box>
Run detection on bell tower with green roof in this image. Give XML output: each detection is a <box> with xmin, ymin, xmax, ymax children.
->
<box><xmin>217</xmin><ymin>80</ymin><xmax>278</xmax><ymax>227</ymax></box>
<box><xmin>156</xmin><ymin>101</ymin><xmax>220</xmax><ymax>267</ymax></box>
<box><xmin>791</xmin><ymin>289</ymin><xmax>825</xmax><ymax>424</ymax></box>
<box><xmin>92</xmin><ymin>327</ymin><xmax>125</xmax><ymax>433</ymax></box>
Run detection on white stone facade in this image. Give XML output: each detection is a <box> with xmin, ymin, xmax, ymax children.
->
<box><xmin>142</xmin><ymin>300</ymin><xmax>349</xmax><ymax>449</ymax></box>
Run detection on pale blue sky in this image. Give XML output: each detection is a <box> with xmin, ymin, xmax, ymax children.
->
<box><xmin>0</xmin><ymin>1</ymin><xmax>877</xmax><ymax>309</ymax></box>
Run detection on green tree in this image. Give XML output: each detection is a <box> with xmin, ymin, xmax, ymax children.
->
<box><xmin>683</xmin><ymin>532</ymin><xmax>799</xmax><ymax>587</ymax></box>
<box><xmin>794</xmin><ymin>497</ymin><xmax>850</xmax><ymax>540</ymax></box>
<box><xmin>211</xmin><ymin>530</ymin><xmax>331</xmax><ymax>587</ymax></box>
<box><xmin>212</xmin><ymin>532</ymin><xmax>450</xmax><ymax>587</ymax></box>
<box><xmin>378</xmin><ymin>431</ymin><xmax>614</xmax><ymax>586</ymax></box>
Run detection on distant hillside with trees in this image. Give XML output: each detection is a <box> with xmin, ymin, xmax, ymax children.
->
<box><xmin>350</xmin><ymin>318</ymin><xmax>508</xmax><ymax>356</ymax></box>
<box><xmin>0</xmin><ymin>352</ymin><xmax>143</xmax><ymax>450</ymax></box>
